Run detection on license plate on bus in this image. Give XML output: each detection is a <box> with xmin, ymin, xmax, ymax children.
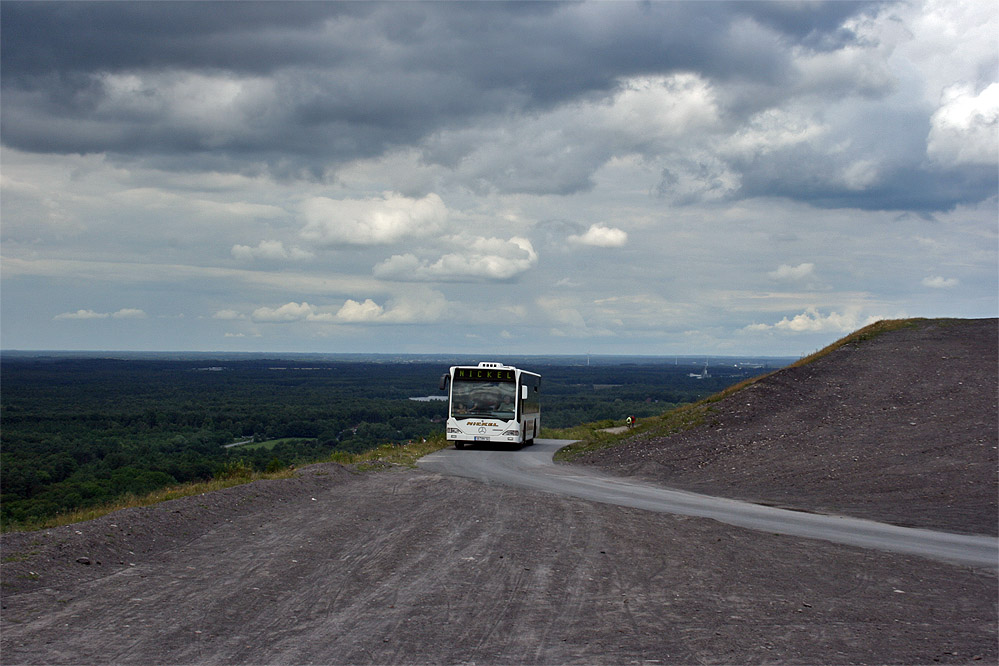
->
<box><xmin>474</xmin><ymin>436</ymin><xmax>489</xmax><ymax>441</ymax></box>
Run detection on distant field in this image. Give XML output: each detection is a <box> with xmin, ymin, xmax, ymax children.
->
<box><xmin>234</xmin><ymin>438</ymin><xmax>319</xmax><ymax>451</ymax></box>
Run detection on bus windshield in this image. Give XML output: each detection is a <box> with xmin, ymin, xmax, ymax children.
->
<box><xmin>450</xmin><ymin>380</ymin><xmax>517</xmax><ymax>421</ymax></box>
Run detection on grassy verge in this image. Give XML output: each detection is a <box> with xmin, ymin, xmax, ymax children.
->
<box><xmin>554</xmin><ymin>317</ymin><xmax>928</xmax><ymax>462</ymax></box>
<box><xmin>5</xmin><ymin>435</ymin><xmax>450</xmax><ymax>533</ymax></box>
<box><xmin>7</xmin><ymin>467</ymin><xmax>298</xmax><ymax>533</ymax></box>
<box><xmin>552</xmin><ymin>403</ymin><xmax>711</xmax><ymax>462</ymax></box>
<box><xmin>551</xmin><ymin>361</ymin><xmax>786</xmax><ymax>463</ymax></box>
<box><xmin>539</xmin><ymin>419</ymin><xmax>617</xmax><ymax>442</ymax></box>
<box><xmin>329</xmin><ymin>434</ymin><xmax>449</xmax><ymax>470</ymax></box>
<box><xmin>787</xmin><ymin>318</ymin><xmax>924</xmax><ymax>369</ymax></box>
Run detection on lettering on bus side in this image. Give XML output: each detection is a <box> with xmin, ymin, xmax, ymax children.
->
<box><xmin>455</xmin><ymin>369</ymin><xmax>515</xmax><ymax>382</ymax></box>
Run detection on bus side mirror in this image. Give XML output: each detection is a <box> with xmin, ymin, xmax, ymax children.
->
<box><xmin>439</xmin><ymin>374</ymin><xmax>449</xmax><ymax>391</ymax></box>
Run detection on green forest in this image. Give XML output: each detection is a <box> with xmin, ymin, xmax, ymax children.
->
<box><xmin>1</xmin><ymin>355</ymin><xmax>785</xmax><ymax>529</ymax></box>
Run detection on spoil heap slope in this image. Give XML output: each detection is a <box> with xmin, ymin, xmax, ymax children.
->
<box><xmin>576</xmin><ymin>318</ymin><xmax>998</xmax><ymax>535</ymax></box>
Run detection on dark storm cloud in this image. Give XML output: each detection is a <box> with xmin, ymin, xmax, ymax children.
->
<box><xmin>737</xmin><ymin>159</ymin><xmax>998</xmax><ymax>212</ymax></box>
<box><xmin>0</xmin><ymin>2</ymin><xmax>859</xmax><ymax>159</ymax></box>
<box><xmin>1</xmin><ymin>1</ymin><xmax>993</xmax><ymax>211</ymax></box>
<box><xmin>1</xmin><ymin>1</ymin><xmax>827</xmax><ymax>81</ymax></box>
<box><xmin>0</xmin><ymin>2</ymin><xmax>352</xmax><ymax>75</ymax></box>
<box><xmin>729</xmin><ymin>1</ymin><xmax>882</xmax><ymax>44</ymax></box>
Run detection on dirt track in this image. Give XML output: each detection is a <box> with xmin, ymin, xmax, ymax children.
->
<box><xmin>2</xmin><ymin>318</ymin><xmax>997</xmax><ymax>664</ymax></box>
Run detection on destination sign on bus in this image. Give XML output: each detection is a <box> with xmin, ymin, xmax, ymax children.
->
<box><xmin>454</xmin><ymin>368</ymin><xmax>515</xmax><ymax>382</ymax></box>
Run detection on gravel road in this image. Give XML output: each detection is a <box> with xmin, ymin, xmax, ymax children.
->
<box><xmin>420</xmin><ymin>440</ymin><xmax>998</xmax><ymax>568</ymax></box>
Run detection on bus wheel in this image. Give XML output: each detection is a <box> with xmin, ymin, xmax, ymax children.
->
<box><xmin>455</xmin><ymin>441</ymin><xmax>464</xmax><ymax>449</ymax></box>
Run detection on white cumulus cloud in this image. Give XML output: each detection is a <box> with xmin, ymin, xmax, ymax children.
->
<box><xmin>336</xmin><ymin>290</ymin><xmax>448</xmax><ymax>324</ymax></box>
<box><xmin>568</xmin><ymin>224</ymin><xmax>628</xmax><ymax>248</ymax></box>
<box><xmin>768</xmin><ymin>263</ymin><xmax>816</xmax><ymax>281</ymax></box>
<box><xmin>926</xmin><ymin>83</ymin><xmax>999</xmax><ymax>167</ymax></box>
<box><xmin>54</xmin><ymin>309</ymin><xmax>108</xmax><ymax>320</ymax></box>
<box><xmin>602</xmin><ymin>74</ymin><xmax>722</xmax><ymax>142</ymax></box>
<box><xmin>374</xmin><ymin>236</ymin><xmax>538</xmax><ymax>281</ymax></box>
<box><xmin>54</xmin><ymin>308</ymin><xmax>146</xmax><ymax>320</ymax></box>
<box><xmin>111</xmin><ymin>308</ymin><xmax>147</xmax><ymax>319</ymax></box>
<box><xmin>922</xmin><ymin>275</ymin><xmax>959</xmax><ymax>288</ymax></box>
<box><xmin>231</xmin><ymin>240</ymin><xmax>313</xmax><ymax>262</ymax></box>
<box><xmin>251</xmin><ymin>302</ymin><xmax>333</xmax><ymax>323</ymax></box>
<box><xmin>300</xmin><ymin>192</ymin><xmax>448</xmax><ymax>246</ymax></box>
<box><xmin>748</xmin><ymin>306</ymin><xmax>883</xmax><ymax>334</ymax></box>
<box><xmin>336</xmin><ymin>298</ymin><xmax>385</xmax><ymax>322</ymax></box>
<box><xmin>229</xmin><ymin>291</ymin><xmax>449</xmax><ymax>326</ymax></box>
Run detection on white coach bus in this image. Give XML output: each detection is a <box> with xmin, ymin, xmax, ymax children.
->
<box><xmin>439</xmin><ymin>362</ymin><xmax>541</xmax><ymax>448</ymax></box>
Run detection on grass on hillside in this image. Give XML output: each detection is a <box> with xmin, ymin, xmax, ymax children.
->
<box><xmin>554</xmin><ymin>318</ymin><xmax>927</xmax><ymax>461</ymax></box>
<box><xmin>787</xmin><ymin>317</ymin><xmax>924</xmax><ymax>368</ymax></box>
<box><xmin>552</xmin><ymin>402</ymin><xmax>711</xmax><ymax>461</ymax></box>
<box><xmin>329</xmin><ymin>435</ymin><xmax>449</xmax><ymax>469</ymax></box>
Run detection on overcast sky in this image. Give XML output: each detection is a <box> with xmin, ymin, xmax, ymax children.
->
<box><xmin>2</xmin><ymin>1</ymin><xmax>996</xmax><ymax>357</ymax></box>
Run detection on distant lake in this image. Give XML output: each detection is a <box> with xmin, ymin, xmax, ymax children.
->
<box><xmin>409</xmin><ymin>396</ymin><xmax>448</xmax><ymax>402</ymax></box>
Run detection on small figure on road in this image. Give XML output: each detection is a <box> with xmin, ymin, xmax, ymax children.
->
<box><xmin>626</xmin><ymin>415</ymin><xmax>635</xmax><ymax>428</ymax></box>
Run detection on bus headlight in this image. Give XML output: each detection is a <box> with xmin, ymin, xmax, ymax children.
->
<box><xmin>447</xmin><ymin>428</ymin><xmax>462</xmax><ymax>434</ymax></box>
<box><xmin>502</xmin><ymin>429</ymin><xmax>519</xmax><ymax>436</ymax></box>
